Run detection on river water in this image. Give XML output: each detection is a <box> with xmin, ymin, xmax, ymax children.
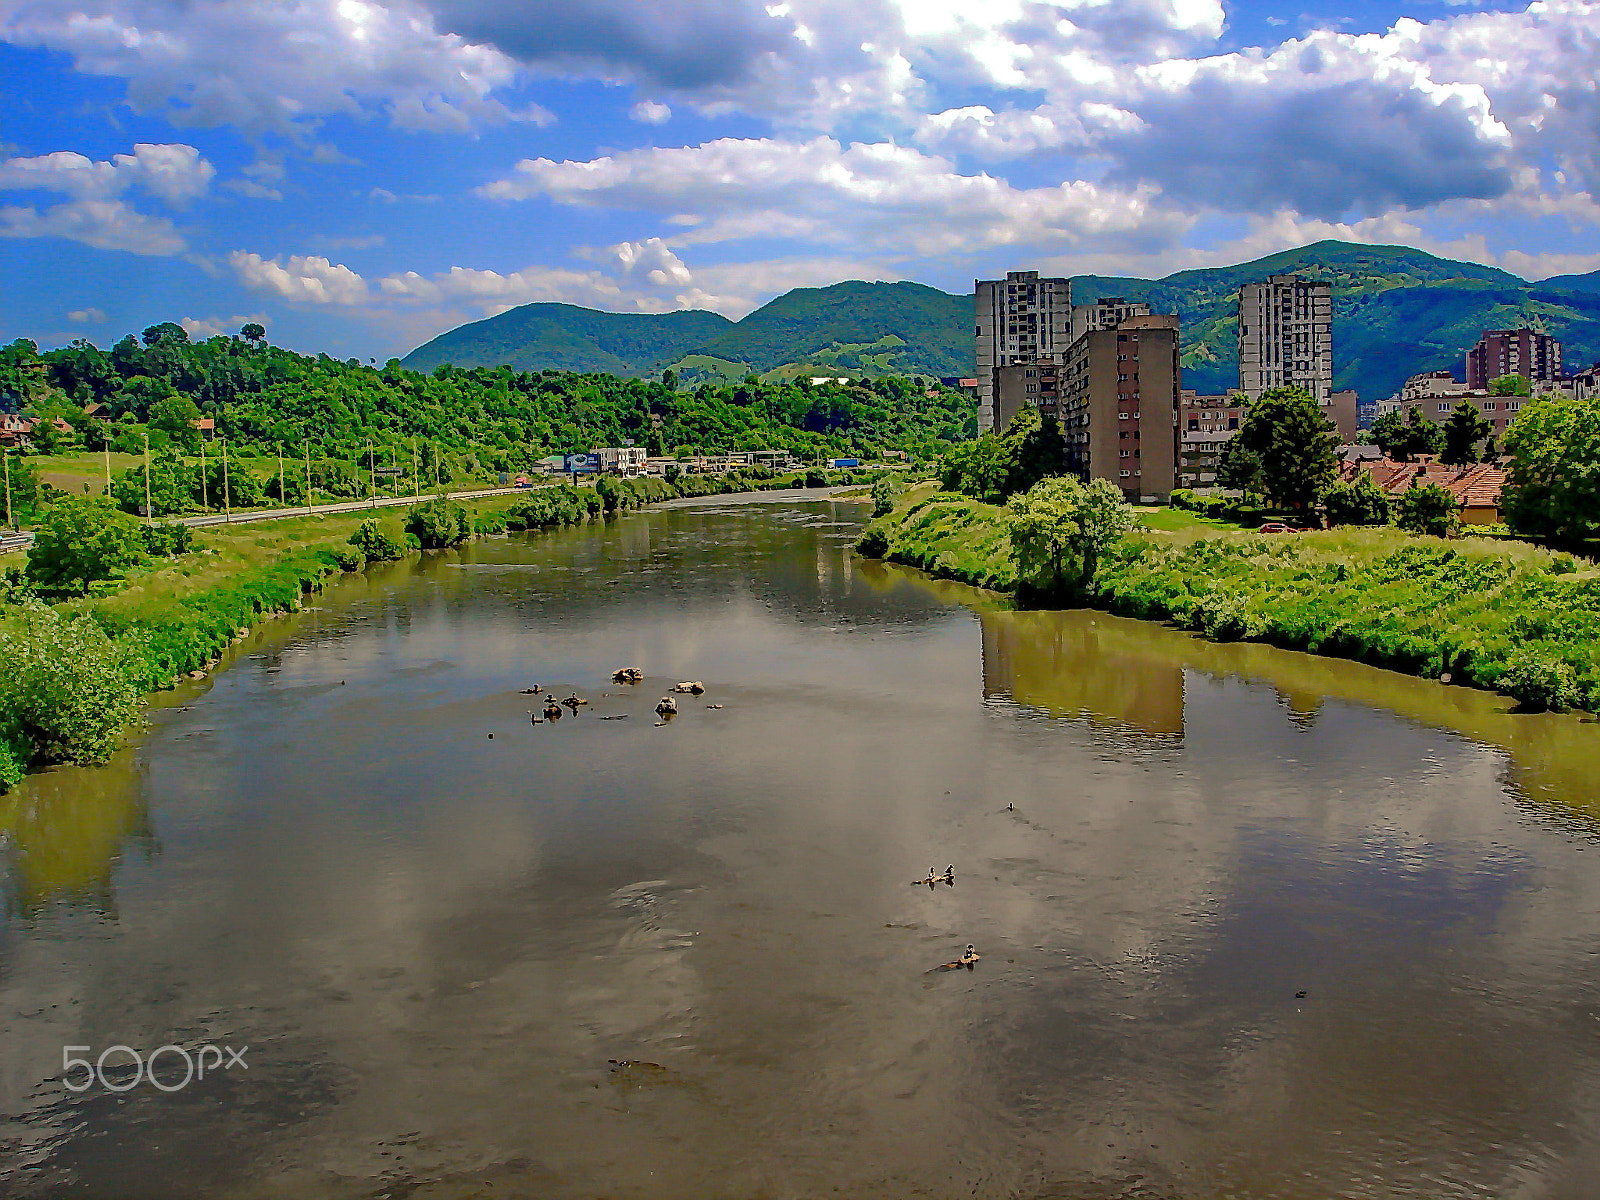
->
<box><xmin>4</xmin><ymin>494</ymin><xmax>1600</xmax><ymax>1199</ymax></box>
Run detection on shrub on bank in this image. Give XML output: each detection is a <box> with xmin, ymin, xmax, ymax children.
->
<box><xmin>0</xmin><ymin>602</ymin><xmax>141</xmax><ymax>768</ymax></box>
<box><xmin>349</xmin><ymin>518</ymin><xmax>406</xmax><ymax>562</ymax></box>
<box><xmin>406</xmin><ymin>497</ymin><xmax>472</xmax><ymax>548</ymax></box>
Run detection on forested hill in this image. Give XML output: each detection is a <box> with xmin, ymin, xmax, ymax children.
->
<box><xmin>0</xmin><ymin>324</ymin><xmax>977</xmax><ymax>483</ymax></box>
<box><xmin>402</xmin><ymin>241</ymin><xmax>1600</xmax><ymax>401</ymax></box>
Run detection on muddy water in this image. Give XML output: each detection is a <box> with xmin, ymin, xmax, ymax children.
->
<box><xmin>3</xmin><ymin>494</ymin><xmax>1600</xmax><ymax>1199</ymax></box>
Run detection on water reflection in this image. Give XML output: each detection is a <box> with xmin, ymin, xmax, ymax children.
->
<box><xmin>2</xmin><ymin>499</ymin><xmax>1600</xmax><ymax>1200</ymax></box>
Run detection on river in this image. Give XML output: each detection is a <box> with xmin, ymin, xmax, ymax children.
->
<box><xmin>3</xmin><ymin>494</ymin><xmax>1600</xmax><ymax>1199</ymax></box>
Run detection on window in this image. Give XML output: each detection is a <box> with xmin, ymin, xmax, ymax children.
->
<box><xmin>1120</xmin><ymin>449</ymin><xmax>1131</xmax><ymax>457</ymax></box>
<box><xmin>1118</xmin><ymin>412</ymin><xmax>1130</xmax><ymax>420</ymax></box>
<box><xmin>1438</xmin><ymin>404</ymin><xmax>1450</xmax><ymax>413</ymax></box>
<box><xmin>1120</xmin><ymin>470</ymin><xmax>1131</xmax><ymax>477</ymax></box>
<box><xmin>1188</xmin><ymin>420</ymin><xmax>1199</xmax><ymax>431</ymax></box>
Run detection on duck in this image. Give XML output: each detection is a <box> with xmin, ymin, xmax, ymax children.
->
<box><xmin>543</xmin><ymin>699</ymin><xmax>563</xmax><ymax>720</ymax></box>
<box><xmin>655</xmin><ymin>695</ymin><xmax>678</xmax><ymax>717</ymax></box>
<box><xmin>519</xmin><ymin>686</ymin><xmax>542</xmax><ymax>695</ymax></box>
<box><xmin>705</xmin><ymin>703</ymin><xmax>724</xmax><ymax>710</ymax></box>
<box><xmin>612</xmin><ymin>668</ymin><xmax>644</xmax><ymax>684</ymax></box>
<box><xmin>563</xmin><ymin>694</ymin><xmax>588</xmax><ymax>711</ymax></box>
<box><xmin>671</xmin><ymin>681</ymin><xmax>705</xmax><ymax>695</ymax></box>
<box><xmin>958</xmin><ymin>944</ymin><xmax>980</xmax><ymax>967</ymax></box>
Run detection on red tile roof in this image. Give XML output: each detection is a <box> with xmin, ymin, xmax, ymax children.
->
<box><xmin>1338</xmin><ymin>456</ymin><xmax>1506</xmax><ymax>509</ymax></box>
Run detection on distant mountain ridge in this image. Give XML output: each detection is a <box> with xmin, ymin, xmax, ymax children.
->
<box><xmin>402</xmin><ymin>241</ymin><xmax>1600</xmax><ymax>400</ymax></box>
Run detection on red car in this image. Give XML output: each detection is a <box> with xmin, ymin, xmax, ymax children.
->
<box><xmin>1258</xmin><ymin>522</ymin><xmax>1298</xmax><ymax>533</ymax></box>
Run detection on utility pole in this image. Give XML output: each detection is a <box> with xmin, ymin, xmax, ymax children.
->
<box><xmin>144</xmin><ymin>430</ymin><xmax>152</xmax><ymax>524</ymax></box>
<box><xmin>277</xmin><ymin>443</ymin><xmax>285</xmax><ymax>507</ymax></box>
<box><xmin>304</xmin><ymin>440</ymin><xmax>313</xmax><ymax>518</ymax></box>
<box><xmin>199</xmin><ymin>434</ymin><xmax>208</xmax><ymax>511</ymax></box>
<box><xmin>412</xmin><ymin>437</ymin><xmax>418</xmax><ymax>499</ymax></box>
<box><xmin>103</xmin><ymin>443</ymin><xmax>111</xmax><ymax>495</ymax></box>
<box><xmin>4</xmin><ymin>451</ymin><xmax>12</xmax><ymax>532</ymax></box>
<box><xmin>368</xmin><ymin>439</ymin><xmax>376</xmax><ymax>508</ymax></box>
<box><xmin>434</xmin><ymin>443</ymin><xmax>440</xmax><ymax>491</ymax></box>
<box><xmin>221</xmin><ymin>439</ymin><xmax>232</xmax><ymax>523</ymax></box>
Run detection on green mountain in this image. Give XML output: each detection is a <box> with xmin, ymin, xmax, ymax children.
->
<box><xmin>402</xmin><ymin>303</ymin><xmax>733</xmax><ymax>375</ymax></box>
<box><xmin>1539</xmin><ymin>270</ymin><xmax>1600</xmax><ymax>295</ymax></box>
<box><xmin>402</xmin><ymin>241</ymin><xmax>1600</xmax><ymax>400</ymax></box>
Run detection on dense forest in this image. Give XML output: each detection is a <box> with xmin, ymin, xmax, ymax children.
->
<box><xmin>0</xmin><ymin>322</ymin><xmax>975</xmax><ymax>509</ymax></box>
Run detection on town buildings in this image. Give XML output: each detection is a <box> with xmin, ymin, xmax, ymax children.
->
<box><xmin>1237</xmin><ymin>274</ymin><xmax>1333</xmax><ymax>403</ymax></box>
<box><xmin>1337</xmin><ymin>456</ymin><xmax>1507</xmax><ymax>524</ymax></box>
<box><xmin>1057</xmin><ymin>314</ymin><xmax>1181</xmax><ymax>502</ymax></box>
<box><xmin>1177</xmin><ymin>392</ymin><xmax>1245</xmax><ymax>488</ymax></box>
<box><xmin>1070</xmin><ymin>297</ymin><xmax>1152</xmax><ymax>345</ymax></box>
<box><xmin>974</xmin><ymin>270</ymin><xmax>1072</xmax><ymax>432</ymax></box>
<box><xmin>1466</xmin><ymin>328</ymin><xmax>1561</xmax><ymax>391</ymax></box>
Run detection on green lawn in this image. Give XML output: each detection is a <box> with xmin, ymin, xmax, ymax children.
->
<box><xmin>1135</xmin><ymin>506</ymin><xmax>1240</xmax><ymax>533</ymax></box>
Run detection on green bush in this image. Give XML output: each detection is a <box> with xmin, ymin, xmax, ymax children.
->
<box><xmin>1323</xmin><ymin>474</ymin><xmax>1392</xmax><ymax>527</ymax></box>
<box><xmin>870</xmin><ymin>473</ymin><xmax>906</xmax><ymax>517</ymax></box>
<box><xmin>26</xmin><ymin>495</ymin><xmax>145</xmax><ymax>594</ymax></box>
<box><xmin>0</xmin><ymin>602</ymin><xmax>141</xmax><ymax>766</ymax></box>
<box><xmin>140</xmin><ymin>521</ymin><xmax>195</xmax><ymax>556</ymax></box>
<box><xmin>1501</xmin><ymin>650</ymin><xmax>1582</xmax><ymax>712</ymax></box>
<box><xmin>804</xmin><ymin>467</ymin><xmax>827</xmax><ymax>487</ymax></box>
<box><xmin>348</xmin><ymin>518</ymin><xmax>406</xmax><ymax>562</ymax></box>
<box><xmin>1396</xmin><ymin>483</ymin><xmax>1461</xmax><ymax>538</ymax></box>
<box><xmin>330</xmin><ymin>545</ymin><xmax>363</xmax><ymax>571</ymax></box>
<box><xmin>405</xmin><ymin>497</ymin><xmax>471</xmax><ymax>548</ymax></box>
<box><xmin>1169</xmin><ymin>489</ymin><xmax>1198</xmax><ymax>512</ymax></box>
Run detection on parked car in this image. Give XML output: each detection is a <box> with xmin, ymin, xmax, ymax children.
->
<box><xmin>1257</xmin><ymin>522</ymin><xmax>1298</xmax><ymax>533</ymax></box>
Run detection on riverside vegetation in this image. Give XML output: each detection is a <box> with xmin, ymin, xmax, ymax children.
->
<box><xmin>857</xmin><ymin>395</ymin><xmax>1600</xmax><ymax>715</ymax></box>
<box><xmin>0</xmin><ymin>467</ymin><xmax>854</xmax><ymax>791</ymax></box>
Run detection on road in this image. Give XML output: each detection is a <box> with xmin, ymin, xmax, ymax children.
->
<box><xmin>0</xmin><ymin>483</ymin><xmax>553</xmax><ymax>549</ymax></box>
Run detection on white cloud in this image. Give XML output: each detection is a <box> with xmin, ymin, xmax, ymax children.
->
<box><xmin>629</xmin><ymin>99</ymin><xmax>672</xmax><ymax>124</ymax></box>
<box><xmin>481</xmin><ymin>136</ymin><xmax>1189</xmax><ymax>259</ymax></box>
<box><xmin>67</xmin><ymin>307</ymin><xmax>107</xmax><ymax>323</ymax></box>
<box><xmin>0</xmin><ymin>0</ymin><xmax>534</xmax><ymax>136</ymax></box>
<box><xmin>0</xmin><ymin>143</ymin><xmax>214</xmax><ymax>206</ymax></box>
<box><xmin>225</xmin><ymin>179</ymin><xmax>285</xmax><ymax>200</ymax></box>
<box><xmin>180</xmin><ymin>315</ymin><xmax>230</xmax><ymax>339</ymax></box>
<box><xmin>230</xmin><ymin>251</ymin><xmax>371</xmax><ymax>305</ymax></box>
<box><xmin>0</xmin><ymin>198</ymin><xmax>187</xmax><ymax>255</ymax></box>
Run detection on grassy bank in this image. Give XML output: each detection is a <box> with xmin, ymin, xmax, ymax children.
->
<box><xmin>4</xmin><ymin>468</ymin><xmax>858</xmax><ymax>789</ymax></box>
<box><xmin>859</xmin><ymin>487</ymin><xmax>1600</xmax><ymax>712</ymax></box>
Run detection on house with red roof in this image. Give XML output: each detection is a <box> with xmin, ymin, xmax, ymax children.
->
<box><xmin>1337</xmin><ymin>455</ymin><xmax>1507</xmax><ymax>525</ymax></box>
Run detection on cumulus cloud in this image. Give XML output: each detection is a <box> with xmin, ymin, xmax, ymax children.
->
<box><xmin>0</xmin><ymin>0</ymin><xmax>534</xmax><ymax>136</ymax></box>
<box><xmin>481</xmin><ymin>136</ymin><xmax>1189</xmax><ymax>258</ymax></box>
<box><xmin>0</xmin><ymin>198</ymin><xmax>187</xmax><ymax>255</ymax></box>
<box><xmin>67</xmin><ymin>307</ymin><xmax>107</xmax><ymax>323</ymax></box>
<box><xmin>629</xmin><ymin>99</ymin><xmax>672</xmax><ymax>125</ymax></box>
<box><xmin>230</xmin><ymin>251</ymin><xmax>370</xmax><ymax>305</ymax></box>
<box><xmin>0</xmin><ymin>143</ymin><xmax>214</xmax><ymax>206</ymax></box>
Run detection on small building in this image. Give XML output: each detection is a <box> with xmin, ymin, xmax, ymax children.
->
<box><xmin>1337</xmin><ymin>456</ymin><xmax>1508</xmax><ymax>524</ymax></box>
<box><xmin>564</xmin><ymin>453</ymin><xmax>599</xmax><ymax>474</ymax></box>
<box><xmin>593</xmin><ymin>446</ymin><xmax>647</xmax><ymax>477</ymax></box>
<box><xmin>192</xmin><ymin>417</ymin><xmax>216</xmax><ymax>440</ymax></box>
<box><xmin>82</xmin><ymin>402</ymin><xmax>110</xmax><ymax>420</ymax></box>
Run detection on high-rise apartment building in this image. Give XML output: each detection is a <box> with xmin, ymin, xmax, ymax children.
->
<box><xmin>1237</xmin><ymin>274</ymin><xmax>1333</xmax><ymax>403</ymax></box>
<box><xmin>1466</xmin><ymin>328</ymin><xmax>1562</xmax><ymax>391</ymax></box>
<box><xmin>1070</xmin><ymin>296</ymin><xmax>1152</xmax><ymax>345</ymax></box>
<box><xmin>1057</xmin><ymin>314</ymin><xmax>1181</xmax><ymax>502</ymax></box>
<box><xmin>975</xmin><ymin>270</ymin><xmax>1072</xmax><ymax>431</ymax></box>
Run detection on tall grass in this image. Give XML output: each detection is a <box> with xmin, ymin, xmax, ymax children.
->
<box><xmin>860</xmin><ymin>492</ymin><xmax>1600</xmax><ymax>712</ymax></box>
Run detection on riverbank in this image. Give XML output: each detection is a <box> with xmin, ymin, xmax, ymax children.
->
<box><xmin>4</xmin><ymin>470</ymin><xmax>860</xmax><ymax>789</ymax></box>
<box><xmin>858</xmin><ymin>487</ymin><xmax>1600</xmax><ymax>713</ymax></box>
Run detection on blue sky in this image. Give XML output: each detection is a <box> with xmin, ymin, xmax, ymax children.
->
<box><xmin>1</xmin><ymin>0</ymin><xmax>1596</xmax><ymax>361</ymax></box>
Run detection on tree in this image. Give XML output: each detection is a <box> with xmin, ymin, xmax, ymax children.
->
<box><xmin>1395</xmin><ymin>482</ymin><xmax>1460</xmax><ymax>538</ymax></box>
<box><xmin>405</xmin><ymin>497</ymin><xmax>471</xmax><ymax>547</ymax></box>
<box><xmin>1441</xmin><ymin>401</ymin><xmax>1491</xmax><ymax>465</ymax></box>
<box><xmin>25</xmin><ymin>495</ymin><xmax>144</xmax><ymax>593</ymax></box>
<box><xmin>1006</xmin><ymin>475</ymin><xmax>1135</xmax><ymax>596</ymax></box>
<box><xmin>1501</xmin><ymin>394</ymin><xmax>1600</xmax><ymax>542</ymax></box>
<box><xmin>348</xmin><ymin>518</ymin><xmax>406</xmax><ymax>561</ymax></box>
<box><xmin>1370</xmin><ymin>407</ymin><xmax>1444</xmax><ymax>462</ymax></box>
<box><xmin>870</xmin><ymin>472</ymin><xmax>905</xmax><ymax>517</ymax></box>
<box><xmin>1229</xmin><ymin>387</ymin><xmax>1337</xmax><ymax>509</ymax></box>
<box><xmin>1215</xmin><ymin>437</ymin><xmax>1264</xmax><ymax>494</ymax></box>
<box><xmin>111</xmin><ymin>452</ymin><xmax>194</xmax><ymax>516</ymax></box>
<box><xmin>1490</xmin><ymin>374</ymin><xmax>1531</xmax><ymax>397</ymax></box>
<box><xmin>939</xmin><ymin>432</ymin><xmax>1009</xmax><ymax>502</ymax></box>
<box><xmin>999</xmin><ymin>405</ymin><xmax>1068</xmax><ymax>497</ymax></box>
<box><xmin>148</xmin><ymin>393</ymin><xmax>203</xmax><ymax>453</ymax></box>
<box><xmin>239</xmin><ymin>323</ymin><xmax>266</xmax><ymax>345</ymax></box>
<box><xmin>0</xmin><ymin>453</ymin><xmax>45</xmax><ymax>520</ymax></box>
<box><xmin>1321</xmin><ymin>472</ymin><xmax>1392</xmax><ymax>527</ymax></box>
<box><xmin>29</xmin><ymin>416</ymin><xmax>64</xmax><ymax>455</ymax></box>
<box><xmin>142</xmin><ymin>321</ymin><xmax>189</xmax><ymax>348</ymax></box>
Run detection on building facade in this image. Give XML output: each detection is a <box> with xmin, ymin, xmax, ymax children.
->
<box><xmin>1176</xmin><ymin>392</ymin><xmax>1244</xmax><ymax>488</ymax></box>
<box><xmin>1237</xmin><ymin>274</ymin><xmax>1333</xmax><ymax>403</ymax></box>
<box><xmin>975</xmin><ymin>270</ymin><xmax>1072</xmax><ymax>431</ymax></box>
<box><xmin>992</xmin><ymin>356</ymin><xmax>1063</xmax><ymax>431</ymax></box>
<box><xmin>1375</xmin><ymin>394</ymin><xmax>1526</xmax><ymax>440</ymax></box>
<box><xmin>1070</xmin><ymin>297</ymin><xmax>1152</xmax><ymax>346</ymax></box>
<box><xmin>1466</xmin><ymin>328</ymin><xmax>1561</xmax><ymax>391</ymax></box>
<box><xmin>1057</xmin><ymin>314</ymin><xmax>1181</xmax><ymax>502</ymax></box>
